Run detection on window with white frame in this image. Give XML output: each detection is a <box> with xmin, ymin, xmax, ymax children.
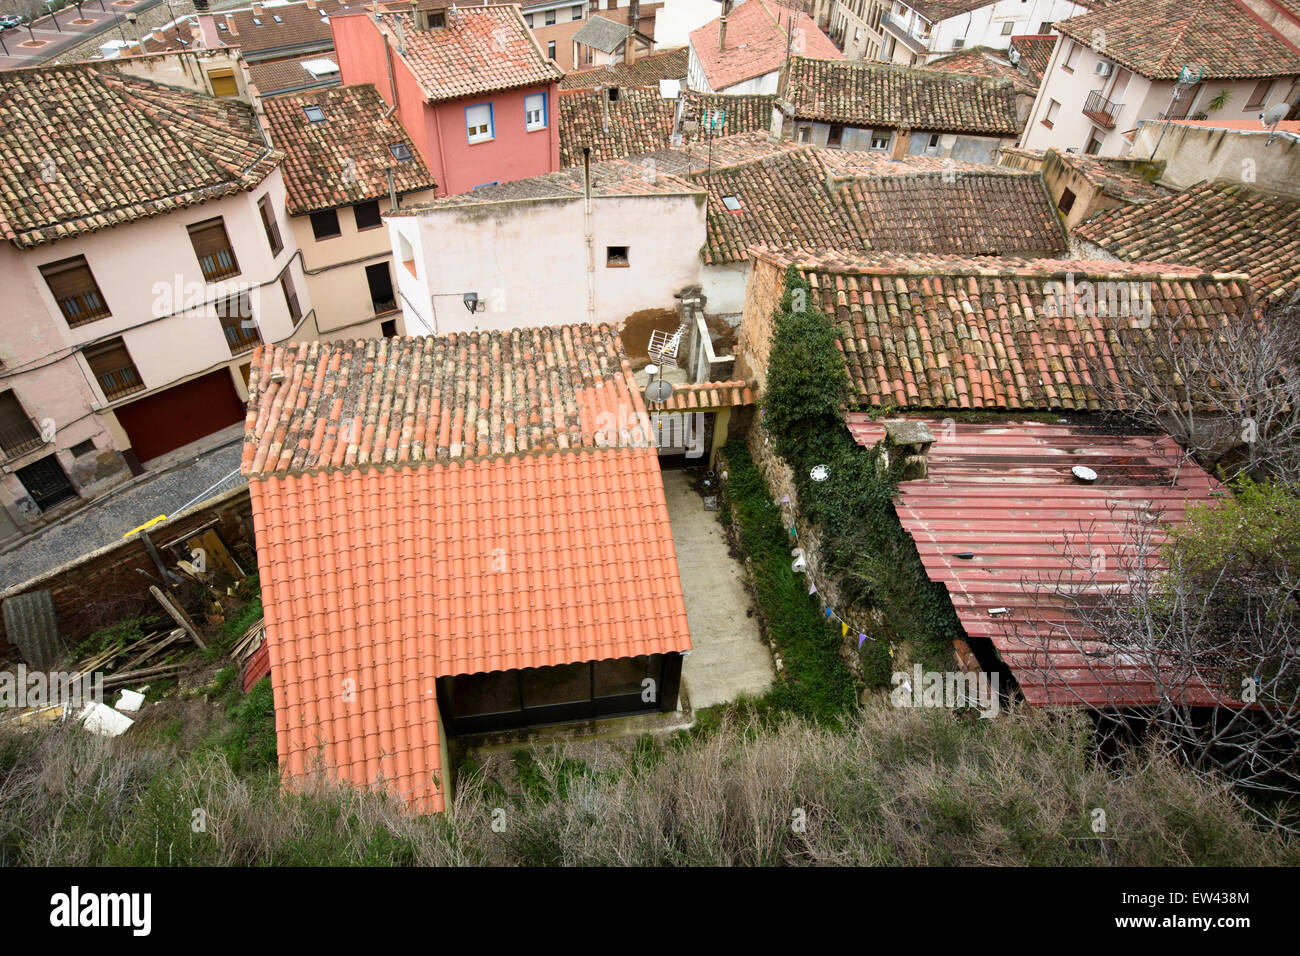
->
<box><xmin>525</xmin><ymin>92</ymin><xmax>547</xmax><ymax>131</ymax></box>
<box><xmin>870</xmin><ymin>130</ymin><xmax>891</xmax><ymax>150</ymax></box>
<box><xmin>466</xmin><ymin>103</ymin><xmax>493</xmax><ymax>143</ymax></box>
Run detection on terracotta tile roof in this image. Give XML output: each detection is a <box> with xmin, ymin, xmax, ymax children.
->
<box><xmin>559</xmin><ymin>47</ymin><xmax>689</xmax><ymax>90</ymax></box>
<box><xmin>631</xmin><ymin>130</ymin><xmax>800</xmax><ymax>174</ymax></box>
<box><xmin>679</xmin><ymin>90</ymin><xmax>777</xmax><ymax>137</ymax></box>
<box><xmin>923</xmin><ymin>47</ymin><xmax>1038</xmax><ymax>95</ymax></box>
<box><xmin>689</xmin><ymin>149</ymin><xmax>863</xmax><ymax>264</ymax></box>
<box><xmin>395</xmin><ymin>156</ymin><xmax>700</xmax><ymax>208</ymax></box>
<box><xmin>0</xmin><ymin>63</ymin><xmax>279</xmax><ymax>249</ymax></box>
<box><xmin>1008</xmin><ymin>34</ymin><xmax>1057</xmax><ymax>82</ymax></box>
<box><xmin>848</xmin><ymin>416</ymin><xmax>1226</xmax><ymax>708</ymax></box>
<box><xmin>763</xmin><ymin>249</ymin><xmax>1255</xmax><ymax>410</ymax></box>
<box><xmin>251</xmin><ymin>443</ymin><xmax>689</xmax><ymax>812</ymax></box>
<box><xmin>1045</xmin><ymin>148</ymin><xmax>1170</xmax><ymax>205</ymax></box>
<box><xmin>559</xmin><ymin>86</ymin><xmax>675</xmax><ymax>165</ymax></box>
<box><xmin>247</xmin><ymin>53</ymin><xmax>342</xmax><ymax>96</ymax></box>
<box><xmin>141</xmin><ymin>0</ymin><xmax>362</xmax><ymax>59</ymax></box>
<box><xmin>815</xmin><ymin>149</ymin><xmax>999</xmax><ymax>180</ymax></box>
<box><xmin>263</xmin><ymin>85</ymin><xmax>436</xmax><ymax>214</ymax></box>
<box><xmin>782</xmin><ymin>56</ymin><xmax>1022</xmax><ymax>135</ymax></box>
<box><xmin>374</xmin><ymin>6</ymin><xmax>562</xmax><ymax>103</ymax></box>
<box><xmin>243</xmin><ymin>324</ymin><xmax>692</xmax><ymax>813</ymax></box>
<box><xmin>558</xmin><ymin>86</ymin><xmax>777</xmax><ymax>166</ymax></box>
<box><xmin>1075</xmin><ymin>181</ymin><xmax>1300</xmax><ymax>304</ymax></box>
<box><xmin>1055</xmin><ymin>0</ymin><xmax>1300</xmax><ymax>79</ymax></box>
<box><xmin>656</xmin><ymin>379</ymin><xmax>757</xmax><ymax>410</ymax></box>
<box><xmin>242</xmin><ymin>326</ymin><xmax>651</xmax><ymax>474</ymax></box>
<box><xmin>837</xmin><ymin>171</ymin><xmax>1068</xmax><ymax>256</ymax></box>
<box><xmin>688</xmin><ymin>0</ymin><xmax>843</xmax><ymax>90</ymax></box>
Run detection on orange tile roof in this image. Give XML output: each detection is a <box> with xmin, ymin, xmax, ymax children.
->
<box><xmin>688</xmin><ymin>0</ymin><xmax>843</xmax><ymax>91</ymax></box>
<box><xmin>252</xmin><ymin>445</ymin><xmax>689</xmax><ymax>812</ymax></box>
<box><xmin>370</xmin><ymin>6</ymin><xmax>562</xmax><ymax>103</ymax></box>
<box><xmin>242</xmin><ymin>325</ymin><xmax>692</xmax><ymax>813</ymax></box>
<box><xmin>656</xmin><ymin>380</ymin><xmax>757</xmax><ymax>411</ymax></box>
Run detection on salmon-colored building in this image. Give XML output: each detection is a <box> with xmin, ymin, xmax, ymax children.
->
<box><xmin>331</xmin><ymin>3</ymin><xmax>563</xmax><ymax>196</ymax></box>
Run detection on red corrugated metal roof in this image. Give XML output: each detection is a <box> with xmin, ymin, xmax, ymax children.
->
<box><xmin>849</xmin><ymin>416</ymin><xmax>1230</xmax><ymax>707</ymax></box>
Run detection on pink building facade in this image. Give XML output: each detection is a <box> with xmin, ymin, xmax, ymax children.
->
<box><xmin>331</xmin><ymin>6</ymin><xmax>562</xmax><ymax>196</ymax></box>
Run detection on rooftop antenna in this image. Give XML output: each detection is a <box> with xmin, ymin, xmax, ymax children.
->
<box><xmin>1262</xmin><ymin>100</ymin><xmax>1290</xmax><ymax>147</ymax></box>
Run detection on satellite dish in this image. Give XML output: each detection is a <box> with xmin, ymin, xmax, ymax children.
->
<box><xmin>1071</xmin><ymin>465</ymin><xmax>1098</xmax><ymax>483</ymax></box>
<box><xmin>1263</xmin><ymin>102</ymin><xmax>1290</xmax><ymax>127</ymax></box>
<box><xmin>645</xmin><ymin>380</ymin><xmax>674</xmax><ymax>404</ymax></box>
<box><xmin>1007</xmin><ymin>46</ymin><xmax>1020</xmax><ymax>65</ymax></box>
<box><xmin>810</xmin><ymin>464</ymin><xmax>830</xmax><ymax>482</ymax></box>
<box><xmin>1262</xmin><ymin>101</ymin><xmax>1291</xmax><ymax>146</ymax></box>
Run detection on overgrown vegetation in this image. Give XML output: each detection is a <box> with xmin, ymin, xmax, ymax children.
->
<box><xmin>757</xmin><ymin>266</ymin><xmax>961</xmax><ymax>679</ymax></box>
<box><xmin>718</xmin><ymin>442</ymin><xmax>855</xmax><ymax>724</ymax></box>
<box><xmin>1</xmin><ymin>707</ymin><xmax>1291</xmax><ymax>866</ymax></box>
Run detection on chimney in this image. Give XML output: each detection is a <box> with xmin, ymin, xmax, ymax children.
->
<box><xmin>125</xmin><ymin>12</ymin><xmax>143</xmax><ymax>49</ymax></box>
<box><xmin>251</xmin><ymin>2</ymin><xmax>263</xmax><ymax>15</ymax></box>
<box><xmin>624</xmin><ymin>0</ymin><xmax>638</xmax><ymax>66</ymax></box>
<box><xmin>224</xmin><ymin>13</ymin><xmax>238</xmax><ymax>35</ymax></box>
<box><xmin>192</xmin><ymin>0</ymin><xmax>222</xmax><ymax>48</ymax></box>
<box><xmin>305</xmin><ymin>0</ymin><xmax>317</xmax><ymax>7</ymax></box>
<box><xmin>719</xmin><ymin>0</ymin><xmax>730</xmax><ymax>50</ymax></box>
<box><xmin>883</xmin><ymin>421</ymin><xmax>934</xmax><ymax>480</ymax></box>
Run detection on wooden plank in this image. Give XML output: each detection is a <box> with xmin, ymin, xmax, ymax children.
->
<box><xmin>149</xmin><ymin>586</ymin><xmax>207</xmax><ymax>651</ymax></box>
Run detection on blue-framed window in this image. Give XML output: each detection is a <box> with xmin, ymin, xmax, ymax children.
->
<box><xmin>524</xmin><ymin>92</ymin><xmax>547</xmax><ymax>132</ymax></box>
<box><xmin>466</xmin><ymin>102</ymin><xmax>494</xmax><ymax>144</ymax></box>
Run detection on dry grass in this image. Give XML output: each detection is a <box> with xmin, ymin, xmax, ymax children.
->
<box><xmin>0</xmin><ymin>705</ymin><xmax>1292</xmax><ymax>866</ymax></box>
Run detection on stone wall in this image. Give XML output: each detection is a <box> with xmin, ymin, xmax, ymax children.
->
<box><xmin>734</xmin><ymin>256</ymin><xmax>783</xmax><ymax>389</ymax></box>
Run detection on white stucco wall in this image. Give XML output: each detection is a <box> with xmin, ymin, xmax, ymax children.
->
<box><xmin>700</xmin><ymin>261</ymin><xmax>751</xmax><ymax>318</ymax></box>
<box><xmin>923</xmin><ymin>0</ymin><xmax>1090</xmax><ymax>57</ymax></box>
<box><xmin>390</xmin><ymin>190</ymin><xmax>707</xmax><ymax>335</ymax></box>
<box><xmin>1022</xmin><ymin>37</ymin><xmax>1300</xmax><ymax>158</ymax></box>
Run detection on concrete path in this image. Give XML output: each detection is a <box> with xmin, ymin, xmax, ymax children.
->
<box><xmin>662</xmin><ymin>469</ymin><xmax>773</xmax><ymax>710</ymax></box>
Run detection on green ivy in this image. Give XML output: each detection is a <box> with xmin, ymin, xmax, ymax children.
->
<box><xmin>760</xmin><ymin>270</ymin><xmax>959</xmax><ymax>681</ymax></box>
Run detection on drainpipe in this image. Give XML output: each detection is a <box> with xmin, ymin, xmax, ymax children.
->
<box><xmin>582</xmin><ymin>146</ymin><xmax>596</xmax><ymax>325</ymax></box>
<box><xmin>719</xmin><ymin>0</ymin><xmax>729</xmax><ymax>50</ymax></box>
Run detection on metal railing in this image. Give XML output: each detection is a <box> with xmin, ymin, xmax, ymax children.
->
<box><xmin>0</xmin><ymin>418</ymin><xmax>45</xmax><ymax>460</ymax></box>
<box><xmin>1082</xmin><ymin>89</ymin><xmax>1124</xmax><ymax>128</ymax></box>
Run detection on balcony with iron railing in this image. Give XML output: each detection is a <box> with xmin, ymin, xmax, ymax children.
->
<box><xmin>1082</xmin><ymin>89</ymin><xmax>1124</xmax><ymax>129</ymax></box>
<box><xmin>880</xmin><ymin>12</ymin><xmax>927</xmax><ymax>52</ymax></box>
<box><xmin>97</xmin><ymin>365</ymin><xmax>145</xmax><ymax>401</ymax></box>
<box><xmin>0</xmin><ymin>417</ymin><xmax>46</xmax><ymax>461</ymax></box>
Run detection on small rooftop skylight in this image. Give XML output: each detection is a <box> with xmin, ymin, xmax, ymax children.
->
<box><xmin>303</xmin><ymin>104</ymin><xmax>327</xmax><ymax>123</ymax></box>
<box><xmin>302</xmin><ymin>57</ymin><xmax>339</xmax><ymax>78</ymax></box>
<box><xmin>390</xmin><ymin>142</ymin><xmax>413</xmax><ymax>162</ymax></box>
<box><xmin>722</xmin><ymin>195</ymin><xmax>743</xmax><ymax>212</ymax></box>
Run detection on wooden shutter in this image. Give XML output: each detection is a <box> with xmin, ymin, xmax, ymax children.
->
<box><xmin>208</xmin><ymin>69</ymin><xmax>238</xmax><ymax>98</ymax></box>
<box><xmin>187</xmin><ymin>218</ymin><xmax>240</xmax><ymax>280</ymax></box>
<box><xmin>258</xmin><ymin>196</ymin><xmax>283</xmax><ymax>255</ymax></box>
<box><xmin>39</xmin><ymin>256</ymin><xmax>110</xmax><ymax>326</ymax></box>
<box><xmin>85</xmin><ymin>339</ymin><xmax>143</xmax><ymax>399</ymax></box>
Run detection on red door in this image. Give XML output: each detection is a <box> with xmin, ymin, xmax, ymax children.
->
<box><xmin>114</xmin><ymin>369</ymin><xmax>245</xmax><ymax>464</ymax></box>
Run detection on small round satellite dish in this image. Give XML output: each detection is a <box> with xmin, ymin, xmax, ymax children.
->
<box><xmin>644</xmin><ymin>364</ymin><xmax>659</xmax><ymax>376</ymax></box>
<box><xmin>810</xmin><ymin>464</ymin><xmax>830</xmax><ymax>482</ymax></box>
<box><xmin>1263</xmin><ymin>102</ymin><xmax>1289</xmax><ymax>127</ymax></box>
<box><xmin>645</xmin><ymin>380</ymin><xmax>674</xmax><ymax>404</ymax></box>
<box><xmin>1072</xmin><ymin>465</ymin><xmax>1098</xmax><ymax>483</ymax></box>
